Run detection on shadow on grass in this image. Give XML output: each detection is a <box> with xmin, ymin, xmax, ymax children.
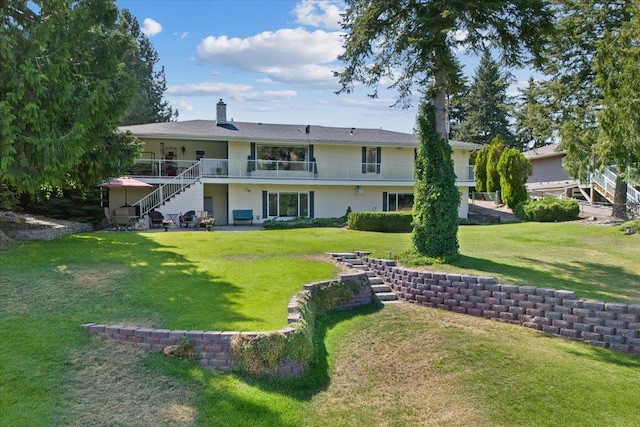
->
<box><xmin>142</xmin><ymin>304</ymin><xmax>383</xmax><ymax>427</ymax></box>
<box><xmin>453</xmin><ymin>254</ymin><xmax>640</xmax><ymax>303</ymax></box>
<box><xmin>534</xmin><ymin>333</ymin><xmax>640</xmax><ymax>369</ymax></box>
<box><xmin>52</xmin><ymin>232</ymin><xmax>256</xmax><ymax>329</ymax></box>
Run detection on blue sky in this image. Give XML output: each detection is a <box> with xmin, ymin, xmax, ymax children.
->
<box><xmin>117</xmin><ymin>0</ymin><xmax>533</xmax><ymax>134</ymax></box>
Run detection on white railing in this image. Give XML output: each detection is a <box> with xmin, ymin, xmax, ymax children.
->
<box><xmin>197</xmin><ymin>158</ymin><xmax>475</xmax><ymax>182</ymax></box>
<box><xmin>133</xmin><ymin>162</ymin><xmax>201</xmax><ymax>217</ymax></box>
<box><xmin>128</xmin><ymin>159</ymin><xmax>199</xmax><ymax>178</ymax></box>
<box><xmin>592</xmin><ymin>168</ymin><xmax>640</xmax><ymax>204</ymax></box>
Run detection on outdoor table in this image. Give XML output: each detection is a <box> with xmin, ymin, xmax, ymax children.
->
<box><xmin>166</xmin><ymin>213</ymin><xmax>181</xmax><ymax>228</ymax></box>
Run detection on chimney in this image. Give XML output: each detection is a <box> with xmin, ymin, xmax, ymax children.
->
<box><xmin>216</xmin><ymin>99</ymin><xmax>227</xmax><ymax>125</ymax></box>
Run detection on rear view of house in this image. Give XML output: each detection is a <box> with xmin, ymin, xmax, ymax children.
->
<box><xmin>110</xmin><ymin>100</ymin><xmax>479</xmax><ymax>226</ymax></box>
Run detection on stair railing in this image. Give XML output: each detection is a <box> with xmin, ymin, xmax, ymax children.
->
<box><xmin>133</xmin><ymin>162</ymin><xmax>202</xmax><ymax>218</ymax></box>
<box><xmin>592</xmin><ymin>167</ymin><xmax>640</xmax><ymax>205</ymax></box>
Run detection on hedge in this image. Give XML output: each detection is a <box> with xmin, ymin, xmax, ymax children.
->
<box><xmin>515</xmin><ymin>197</ymin><xmax>580</xmax><ymax>222</ymax></box>
<box><xmin>348</xmin><ymin>211</ymin><xmax>413</xmax><ymax>232</ymax></box>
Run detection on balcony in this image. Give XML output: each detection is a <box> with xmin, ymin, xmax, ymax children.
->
<box><xmin>129</xmin><ymin>159</ymin><xmax>475</xmax><ymax>184</ymax></box>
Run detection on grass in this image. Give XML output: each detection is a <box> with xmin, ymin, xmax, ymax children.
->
<box><xmin>1</xmin><ymin>224</ymin><xmax>640</xmax><ymax>426</ymax></box>
<box><xmin>306</xmin><ymin>303</ymin><xmax>640</xmax><ymax>427</ymax></box>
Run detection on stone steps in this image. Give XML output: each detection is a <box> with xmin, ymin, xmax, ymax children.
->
<box><xmin>370</xmin><ymin>284</ymin><xmax>391</xmax><ymax>293</ymax></box>
<box><xmin>328</xmin><ymin>252</ymin><xmax>399</xmax><ymax>304</ymax></box>
<box><xmin>376</xmin><ymin>292</ymin><xmax>399</xmax><ymax>302</ymax></box>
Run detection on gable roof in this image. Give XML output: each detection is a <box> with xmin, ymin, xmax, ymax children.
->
<box><xmin>119</xmin><ymin>119</ymin><xmax>481</xmax><ymax>150</ymax></box>
<box><xmin>523</xmin><ymin>143</ymin><xmax>565</xmax><ymax>160</ymax></box>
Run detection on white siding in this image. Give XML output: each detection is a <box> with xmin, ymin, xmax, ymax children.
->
<box><xmin>224</xmin><ymin>184</ymin><xmax>469</xmax><ymax>221</ymax></box>
<box><xmin>160</xmin><ymin>182</ymin><xmax>204</xmax><ymax>216</ymax></box>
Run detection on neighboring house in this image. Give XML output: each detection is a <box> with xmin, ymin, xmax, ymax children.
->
<box><xmin>113</xmin><ymin>100</ymin><xmax>479</xmax><ymax>226</ymax></box>
<box><xmin>523</xmin><ymin>143</ymin><xmax>579</xmax><ymax>198</ymax></box>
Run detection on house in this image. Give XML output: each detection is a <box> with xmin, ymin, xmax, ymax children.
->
<box><xmin>523</xmin><ymin>143</ymin><xmax>580</xmax><ymax>198</ymax></box>
<box><xmin>112</xmin><ymin>100</ymin><xmax>480</xmax><ymax>226</ymax></box>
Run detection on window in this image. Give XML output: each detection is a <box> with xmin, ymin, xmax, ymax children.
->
<box><xmin>257</xmin><ymin>145</ymin><xmax>308</xmax><ymax>171</ymax></box>
<box><xmin>362</xmin><ymin>147</ymin><xmax>381</xmax><ymax>173</ymax></box>
<box><xmin>387</xmin><ymin>193</ymin><xmax>414</xmax><ymax>211</ymax></box>
<box><xmin>195</xmin><ymin>150</ymin><xmax>205</xmax><ymax>160</ymax></box>
<box><xmin>268</xmin><ymin>192</ymin><xmax>309</xmax><ymax>217</ymax></box>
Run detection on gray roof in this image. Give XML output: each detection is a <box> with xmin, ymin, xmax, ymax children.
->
<box><xmin>119</xmin><ymin>119</ymin><xmax>481</xmax><ymax>150</ymax></box>
<box><xmin>523</xmin><ymin>143</ymin><xmax>565</xmax><ymax>159</ymax></box>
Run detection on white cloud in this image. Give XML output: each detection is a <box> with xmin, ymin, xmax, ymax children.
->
<box><xmin>293</xmin><ymin>0</ymin><xmax>345</xmax><ymax>31</ymax></box>
<box><xmin>173</xmin><ymin>31</ymin><xmax>189</xmax><ymax>40</ymax></box>
<box><xmin>141</xmin><ymin>18</ymin><xmax>162</xmax><ymax>37</ymax></box>
<box><xmin>167</xmin><ymin>82</ymin><xmax>254</xmax><ymax>97</ymax></box>
<box><xmin>167</xmin><ymin>81</ymin><xmax>297</xmax><ymax>103</ymax></box>
<box><xmin>236</xmin><ymin>90</ymin><xmax>298</xmax><ymax>102</ymax></box>
<box><xmin>196</xmin><ymin>27</ymin><xmax>343</xmax><ymax>87</ymax></box>
<box><xmin>170</xmin><ymin>99</ymin><xmax>194</xmax><ymax>111</ymax></box>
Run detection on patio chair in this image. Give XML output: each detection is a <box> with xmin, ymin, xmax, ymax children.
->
<box><xmin>194</xmin><ymin>211</ymin><xmax>208</xmax><ymax>229</ymax></box>
<box><xmin>114</xmin><ymin>213</ymin><xmax>131</xmax><ymax>231</ymax></box>
<box><xmin>180</xmin><ymin>210</ymin><xmax>196</xmax><ymax>228</ymax></box>
<box><xmin>148</xmin><ymin>210</ymin><xmax>164</xmax><ymax>229</ymax></box>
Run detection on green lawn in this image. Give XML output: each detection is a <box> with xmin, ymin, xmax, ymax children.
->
<box><xmin>1</xmin><ymin>224</ymin><xmax>639</xmax><ymax>426</ymax></box>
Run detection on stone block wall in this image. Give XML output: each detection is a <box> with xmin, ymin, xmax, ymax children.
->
<box><xmin>362</xmin><ymin>256</ymin><xmax>640</xmax><ymax>355</ymax></box>
<box><xmin>83</xmin><ymin>271</ymin><xmax>372</xmax><ymax>377</ymax></box>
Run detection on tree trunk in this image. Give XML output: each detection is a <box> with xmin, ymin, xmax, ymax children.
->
<box><xmin>612</xmin><ymin>174</ymin><xmax>628</xmax><ymax>219</ymax></box>
<box><xmin>433</xmin><ymin>68</ymin><xmax>449</xmax><ymax>140</ymax></box>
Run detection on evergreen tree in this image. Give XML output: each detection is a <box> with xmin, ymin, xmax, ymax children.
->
<box><xmin>474</xmin><ymin>147</ymin><xmax>489</xmax><ymax>192</ymax></box>
<box><xmin>513</xmin><ymin>78</ymin><xmax>555</xmax><ymax>150</ymax></box>
<box><xmin>412</xmin><ymin>102</ymin><xmax>460</xmax><ymax>258</ymax></box>
<box><xmin>594</xmin><ymin>1</ymin><xmax>640</xmax><ymax>217</ymax></box>
<box><xmin>457</xmin><ymin>50</ymin><xmax>515</xmax><ymax>147</ymax></box>
<box><xmin>336</xmin><ymin>0</ymin><xmax>553</xmax><ymax>140</ymax></box>
<box><xmin>0</xmin><ymin>0</ymin><xmax>141</xmax><ymax>198</ymax></box>
<box><xmin>118</xmin><ymin>9</ymin><xmax>177</xmax><ymax>125</ymax></box>
<box><xmin>336</xmin><ymin>0</ymin><xmax>553</xmax><ymax>250</ymax></box>
<box><xmin>447</xmin><ymin>57</ymin><xmax>470</xmax><ymax>141</ymax></box>
<box><xmin>486</xmin><ymin>136</ymin><xmax>506</xmax><ymax>193</ymax></box>
<box><xmin>497</xmin><ymin>148</ymin><xmax>531</xmax><ymax>209</ymax></box>
<box><xmin>538</xmin><ymin>0</ymin><xmax>632</xmax><ymax>217</ymax></box>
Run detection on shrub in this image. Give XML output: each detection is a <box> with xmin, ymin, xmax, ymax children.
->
<box><xmin>497</xmin><ymin>148</ymin><xmax>531</xmax><ymax>209</ymax></box>
<box><xmin>230</xmin><ymin>279</ymin><xmax>362</xmax><ymax>376</ymax></box>
<box><xmin>515</xmin><ymin>197</ymin><xmax>580</xmax><ymax>222</ymax></box>
<box><xmin>411</xmin><ymin>102</ymin><xmax>460</xmax><ymax>258</ymax></box>
<box><xmin>348</xmin><ymin>211</ymin><xmax>413</xmax><ymax>232</ymax></box>
<box><xmin>619</xmin><ymin>219</ymin><xmax>640</xmax><ymax>234</ymax></box>
<box><xmin>486</xmin><ymin>135</ymin><xmax>505</xmax><ymax>193</ymax></box>
<box><xmin>474</xmin><ymin>147</ymin><xmax>488</xmax><ymax>192</ymax></box>
<box><xmin>262</xmin><ymin>216</ymin><xmax>346</xmax><ymax>229</ymax></box>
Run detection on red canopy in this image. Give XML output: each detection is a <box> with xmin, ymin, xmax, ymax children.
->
<box><xmin>99</xmin><ymin>176</ymin><xmax>152</xmax><ymax>205</ymax></box>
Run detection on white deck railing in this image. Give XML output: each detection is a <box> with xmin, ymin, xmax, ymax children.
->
<box><xmin>132</xmin><ymin>162</ymin><xmax>201</xmax><ymax>217</ymax></box>
<box><xmin>194</xmin><ymin>159</ymin><xmax>475</xmax><ymax>182</ymax></box>
<box><xmin>592</xmin><ymin>168</ymin><xmax>640</xmax><ymax>205</ymax></box>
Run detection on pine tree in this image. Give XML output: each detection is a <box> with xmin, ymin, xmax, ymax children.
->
<box><xmin>336</xmin><ymin>0</ymin><xmax>553</xmax><ymax>141</ymax></box>
<box><xmin>594</xmin><ymin>1</ymin><xmax>640</xmax><ymax>218</ymax></box>
<box><xmin>537</xmin><ymin>0</ymin><xmax>634</xmax><ymax>218</ymax></box>
<box><xmin>457</xmin><ymin>50</ymin><xmax>515</xmax><ymax>147</ymax></box>
<box><xmin>335</xmin><ymin>0</ymin><xmax>553</xmax><ymax>250</ymax></box>
<box><xmin>118</xmin><ymin>9</ymin><xmax>177</xmax><ymax>125</ymax></box>
<box><xmin>412</xmin><ymin>102</ymin><xmax>460</xmax><ymax>258</ymax></box>
<box><xmin>513</xmin><ymin>78</ymin><xmax>555</xmax><ymax>150</ymax></box>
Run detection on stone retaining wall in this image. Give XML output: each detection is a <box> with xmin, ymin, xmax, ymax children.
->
<box><xmin>4</xmin><ymin>221</ymin><xmax>93</xmax><ymax>241</ymax></box>
<box><xmin>360</xmin><ymin>255</ymin><xmax>640</xmax><ymax>355</ymax></box>
<box><xmin>83</xmin><ymin>271</ymin><xmax>372</xmax><ymax>377</ymax></box>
